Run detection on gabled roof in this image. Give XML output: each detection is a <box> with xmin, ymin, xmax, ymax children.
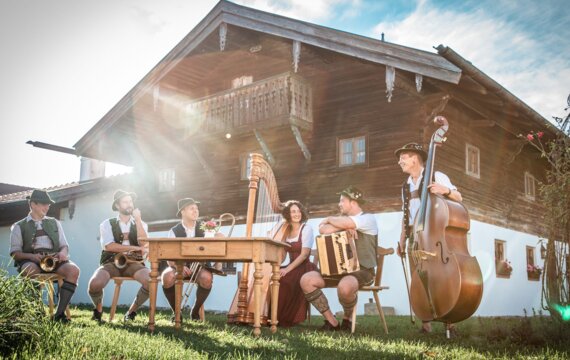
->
<box><xmin>74</xmin><ymin>0</ymin><xmax>462</xmax><ymax>155</ymax></box>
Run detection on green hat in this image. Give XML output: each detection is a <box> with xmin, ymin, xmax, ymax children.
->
<box><xmin>337</xmin><ymin>185</ymin><xmax>365</xmax><ymax>204</ymax></box>
<box><xmin>26</xmin><ymin>189</ymin><xmax>55</xmax><ymax>204</ymax></box>
<box><xmin>177</xmin><ymin>198</ymin><xmax>200</xmax><ymax>217</ymax></box>
<box><xmin>394</xmin><ymin>142</ymin><xmax>427</xmax><ymax>162</ymax></box>
<box><xmin>112</xmin><ymin>190</ymin><xmax>137</xmax><ymax>211</ymax></box>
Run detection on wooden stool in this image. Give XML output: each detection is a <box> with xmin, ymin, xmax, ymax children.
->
<box><xmin>33</xmin><ymin>273</ymin><xmax>71</xmax><ymax>319</ymax></box>
<box><xmin>109</xmin><ymin>276</ymin><xmax>135</xmax><ymax>322</ymax></box>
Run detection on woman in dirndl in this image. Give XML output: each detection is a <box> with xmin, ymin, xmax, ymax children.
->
<box><xmin>273</xmin><ymin>200</ymin><xmax>317</xmax><ymax>327</ymax></box>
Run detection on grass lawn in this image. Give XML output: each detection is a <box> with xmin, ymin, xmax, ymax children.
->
<box><xmin>9</xmin><ymin>305</ymin><xmax>570</xmax><ymax>359</ymax></box>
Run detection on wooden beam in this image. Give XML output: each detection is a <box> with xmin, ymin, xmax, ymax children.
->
<box><xmin>253</xmin><ymin>129</ymin><xmax>275</xmax><ymax>166</ymax></box>
<box><xmin>290</xmin><ymin>125</ymin><xmax>311</xmax><ymax>161</ymax></box>
<box><xmin>469</xmin><ymin>119</ymin><xmax>496</xmax><ymax>128</ymax></box>
<box><xmin>423</xmin><ymin>94</ymin><xmax>451</xmax><ymax>125</ymax></box>
<box><xmin>190</xmin><ymin>145</ymin><xmax>214</xmax><ymax>179</ymax></box>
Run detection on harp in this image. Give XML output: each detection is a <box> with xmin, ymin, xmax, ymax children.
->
<box><xmin>227</xmin><ymin>153</ymin><xmax>285</xmax><ymax>325</ymax></box>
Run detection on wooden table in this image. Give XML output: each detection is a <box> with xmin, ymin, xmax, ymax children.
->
<box><xmin>146</xmin><ymin>237</ymin><xmax>288</xmax><ymax>336</ymax></box>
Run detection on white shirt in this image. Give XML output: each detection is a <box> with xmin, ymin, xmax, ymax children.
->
<box><xmin>167</xmin><ymin>222</ymin><xmax>196</xmax><ymax>238</ymax></box>
<box><xmin>405</xmin><ymin>170</ymin><xmax>456</xmax><ymax>225</ymax></box>
<box><xmin>99</xmin><ymin>216</ymin><xmax>148</xmax><ymax>249</ymax></box>
<box><xmin>285</xmin><ymin>224</ymin><xmax>314</xmax><ymax>249</ymax></box>
<box><xmin>349</xmin><ymin>212</ymin><xmax>378</xmax><ymax>236</ymax></box>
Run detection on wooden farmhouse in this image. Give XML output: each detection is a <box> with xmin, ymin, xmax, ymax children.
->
<box><xmin>0</xmin><ymin>0</ymin><xmax>556</xmax><ymax>316</ymax></box>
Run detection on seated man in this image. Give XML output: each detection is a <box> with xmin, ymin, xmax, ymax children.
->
<box><xmin>87</xmin><ymin>190</ymin><xmax>150</xmax><ymax>323</ymax></box>
<box><xmin>300</xmin><ymin>186</ymin><xmax>378</xmax><ymax>331</ymax></box>
<box><xmin>9</xmin><ymin>189</ymin><xmax>80</xmax><ymax>323</ymax></box>
<box><xmin>161</xmin><ymin>198</ymin><xmax>220</xmax><ymax>322</ymax></box>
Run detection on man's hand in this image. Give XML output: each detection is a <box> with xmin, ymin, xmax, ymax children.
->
<box><xmin>397</xmin><ymin>242</ymin><xmax>406</xmax><ymax>258</ymax></box>
<box><xmin>31</xmin><ymin>253</ymin><xmax>43</xmax><ymax>264</ymax></box>
<box><xmin>56</xmin><ymin>251</ymin><xmax>69</xmax><ymax>262</ymax></box>
<box><xmin>183</xmin><ymin>266</ymin><xmax>193</xmax><ymax>278</ymax></box>
<box><xmin>132</xmin><ymin>208</ymin><xmax>142</xmax><ymax>222</ymax></box>
<box><xmin>428</xmin><ymin>183</ymin><xmax>450</xmax><ymax>196</ymax></box>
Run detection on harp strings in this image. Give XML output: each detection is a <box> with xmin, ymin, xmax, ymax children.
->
<box><xmin>253</xmin><ymin>178</ymin><xmax>281</xmax><ymax>238</ymax></box>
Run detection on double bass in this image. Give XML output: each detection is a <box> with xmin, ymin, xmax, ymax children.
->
<box><xmin>409</xmin><ymin>116</ymin><xmax>483</xmax><ymax>333</ymax></box>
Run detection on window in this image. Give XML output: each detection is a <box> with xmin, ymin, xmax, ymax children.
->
<box><xmin>465</xmin><ymin>143</ymin><xmax>480</xmax><ymax>178</ymax></box>
<box><xmin>338</xmin><ymin>136</ymin><xmax>366</xmax><ymax>167</ymax></box>
<box><xmin>524</xmin><ymin>172</ymin><xmax>536</xmax><ymax>200</ymax></box>
<box><xmin>158</xmin><ymin>168</ymin><xmax>176</xmax><ymax>192</ymax></box>
<box><xmin>526</xmin><ymin>246</ymin><xmax>535</xmax><ymax>268</ymax></box>
<box><xmin>495</xmin><ymin>239</ymin><xmax>511</xmax><ymax>278</ymax></box>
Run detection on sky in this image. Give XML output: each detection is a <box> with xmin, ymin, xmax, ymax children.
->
<box><xmin>0</xmin><ymin>0</ymin><xmax>568</xmax><ymax>189</ymax></box>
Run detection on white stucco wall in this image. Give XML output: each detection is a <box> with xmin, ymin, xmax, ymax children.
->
<box><xmin>0</xmin><ymin>200</ymin><xmax>545</xmax><ymax>317</ymax></box>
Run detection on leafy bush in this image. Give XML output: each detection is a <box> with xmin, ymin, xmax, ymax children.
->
<box><xmin>0</xmin><ymin>267</ymin><xmax>61</xmax><ymax>357</ymax></box>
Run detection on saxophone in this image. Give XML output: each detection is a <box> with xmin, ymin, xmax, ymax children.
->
<box><xmin>39</xmin><ymin>254</ymin><xmax>59</xmax><ymax>272</ymax></box>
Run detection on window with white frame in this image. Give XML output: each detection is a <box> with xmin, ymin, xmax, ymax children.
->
<box><xmin>465</xmin><ymin>143</ymin><xmax>480</xmax><ymax>178</ymax></box>
<box><xmin>338</xmin><ymin>135</ymin><xmax>366</xmax><ymax>167</ymax></box>
<box><xmin>158</xmin><ymin>168</ymin><xmax>176</xmax><ymax>192</ymax></box>
<box><xmin>524</xmin><ymin>171</ymin><xmax>536</xmax><ymax>200</ymax></box>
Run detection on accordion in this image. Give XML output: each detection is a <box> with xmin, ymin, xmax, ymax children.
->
<box><xmin>316</xmin><ymin>231</ymin><xmax>360</xmax><ymax>276</ymax></box>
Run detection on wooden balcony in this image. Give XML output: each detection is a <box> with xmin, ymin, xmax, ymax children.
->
<box><xmin>184</xmin><ymin>72</ymin><xmax>312</xmax><ymax>138</ymax></box>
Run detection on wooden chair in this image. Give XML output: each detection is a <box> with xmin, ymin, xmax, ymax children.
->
<box><xmin>109</xmin><ymin>276</ymin><xmax>204</xmax><ymax>322</ymax></box>
<box><xmin>33</xmin><ymin>273</ymin><xmax>71</xmax><ymax>319</ymax></box>
<box><xmin>307</xmin><ymin>246</ymin><xmax>394</xmax><ymax>333</ymax></box>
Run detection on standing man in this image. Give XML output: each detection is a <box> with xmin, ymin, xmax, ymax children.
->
<box><xmin>300</xmin><ymin>186</ymin><xmax>378</xmax><ymax>331</ymax></box>
<box><xmin>87</xmin><ymin>190</ymin><xmax>150</xmax><ymax>323</ymax></box>
<box><xmin>9</xmin><ymin>189</ymin><xmax>80</xmax><ymax>323</ymax></box>
<box><xmin>161</xmin><ymin>198</ymin><xmax>218</xmax><ymax>322</ymax></box>
<box><xmin>395</xmin><ymin>142</ymin><xmax>462</xmax><ymax>333</ymax></box>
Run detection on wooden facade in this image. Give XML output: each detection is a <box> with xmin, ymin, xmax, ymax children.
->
<box><xmin>70</xmin><ymin>1</ymin><xmax>552</xmax><ymax>236</ymax></box>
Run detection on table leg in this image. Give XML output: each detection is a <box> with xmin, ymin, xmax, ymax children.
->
<box><xmin>253</xmin><ymin>262</ymin><xmax>263</xmax><ymax>336</ymax></box>
<box><xmin>175</xmin><ymin>261</ymin><xmax>184</xmax><ymax>330</ymax></box>
<box><xmin>271</xmin><ymin>263</ymin><xmax>280</xmax><ymax>333</ymax></box>
<box><xmin>149</xmin><ymin>260</ymin><xmax>158</xmax><ymax>332</ymax></box>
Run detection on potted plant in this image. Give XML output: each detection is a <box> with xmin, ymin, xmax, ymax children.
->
<box><xmin>496</xmin><ymin>259</ymin><xmax>513</xmax><ymax>277</ymax></box>
<box><xmin>527</xmin><ymin>264</ymin><xmax>542</xmax><ymax>280</ymax></box>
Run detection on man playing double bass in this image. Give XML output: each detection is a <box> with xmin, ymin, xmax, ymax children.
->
<box><xmin>395</xmin><ymin>142</ymin><xmax>462</xmax><ymax>334</ymax></box>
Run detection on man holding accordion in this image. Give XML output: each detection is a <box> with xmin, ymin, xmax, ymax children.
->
<box><xmin>300</xmin><ymin>186</ymin><xmax>378</xmax><ymax>331</ymax></box>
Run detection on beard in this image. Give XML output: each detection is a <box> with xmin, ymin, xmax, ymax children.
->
<box><xmin>120</xmin><ymin>208</ymin><xmax>133</xmax><ymax>216</ymax></box>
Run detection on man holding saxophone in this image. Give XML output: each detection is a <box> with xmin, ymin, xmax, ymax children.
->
<box><xmin>87</xmin><ymin>190</ymin><xmax>150</xmax><ymax>323</ymax></box>
<box><xmin>9</xmin><ymin>189</ymin><xmax>80</xmax><ymax>323</ymax></box>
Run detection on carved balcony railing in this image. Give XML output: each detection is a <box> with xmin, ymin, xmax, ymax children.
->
<box><xmin>183</xmin><ymin>72</ymin><xmax>312</xmax><ymax>138</ymax></box>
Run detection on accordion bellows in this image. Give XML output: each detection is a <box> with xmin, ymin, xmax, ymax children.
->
<box><xmin>316</xmin><ymin>231</ymin><xmax>360</xmax><ymax>276</ymax></box>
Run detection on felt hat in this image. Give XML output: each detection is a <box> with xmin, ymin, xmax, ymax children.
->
<box><xmin>176</xmin><ymin>198</ymin><xmax>200</xmax><ymax>217</ymax></box>
<box><xmin>112</xmin><ymin>190</ymin><xmax>137</xmax><ymax>211</ymax></box>
<box><xmin>394</xmin><ymin>142</ymin><xmax>428</xmax><ymax>162</ymax></box>
<box><xmin>26</xmin><ymin>189</ymin><xmax>55</xmax><ymax>204</ymax></box>
<box><xmin>337</xmin><ymin>185</ymin><xmax>365</xmax><ymax>204</ymax></box>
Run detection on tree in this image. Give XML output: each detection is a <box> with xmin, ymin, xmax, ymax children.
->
<box><xmin>522</xmin><ymin>95</ymin><xmax>570</xmax><ymax>322</ymax></box>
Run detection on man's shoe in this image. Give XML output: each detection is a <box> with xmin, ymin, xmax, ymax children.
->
<box><xmin>190</xmin><ymin>307</ymin><xmax>201</xmax><ymax>321</ymax></box>
<box><xmin>123</xmin><ymin>311</ymin><xmax>137</xmax><ymax>322</ymax></box>
<box><xmin>319</xmin><ymin>320</ymin><xmax>340</xmax><ymax>331</ymax></box>
<box><xmin>54</xmin><ymin>314</ymin><xmax>71</xmax><ymax>324</ymax></box>
<box><xmin>170</xmin><ymin>314</ymin><xmax>184</xmax><ymax>324</ymax></box>
<box><xmin>92</xmin><ymin>308</ymin><xmax>104</xmax><ymax>323</ymax></box>
<box><xmin>340</xmin><ymin>318</ymin><xmax>352</xmax><ymax>331</ymax></box>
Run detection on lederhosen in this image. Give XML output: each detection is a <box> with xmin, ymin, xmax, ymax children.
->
<box><xmin>99</xmin><ymin>218</ymin><xmax>138</xmax><ymax>265</ymax></box>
